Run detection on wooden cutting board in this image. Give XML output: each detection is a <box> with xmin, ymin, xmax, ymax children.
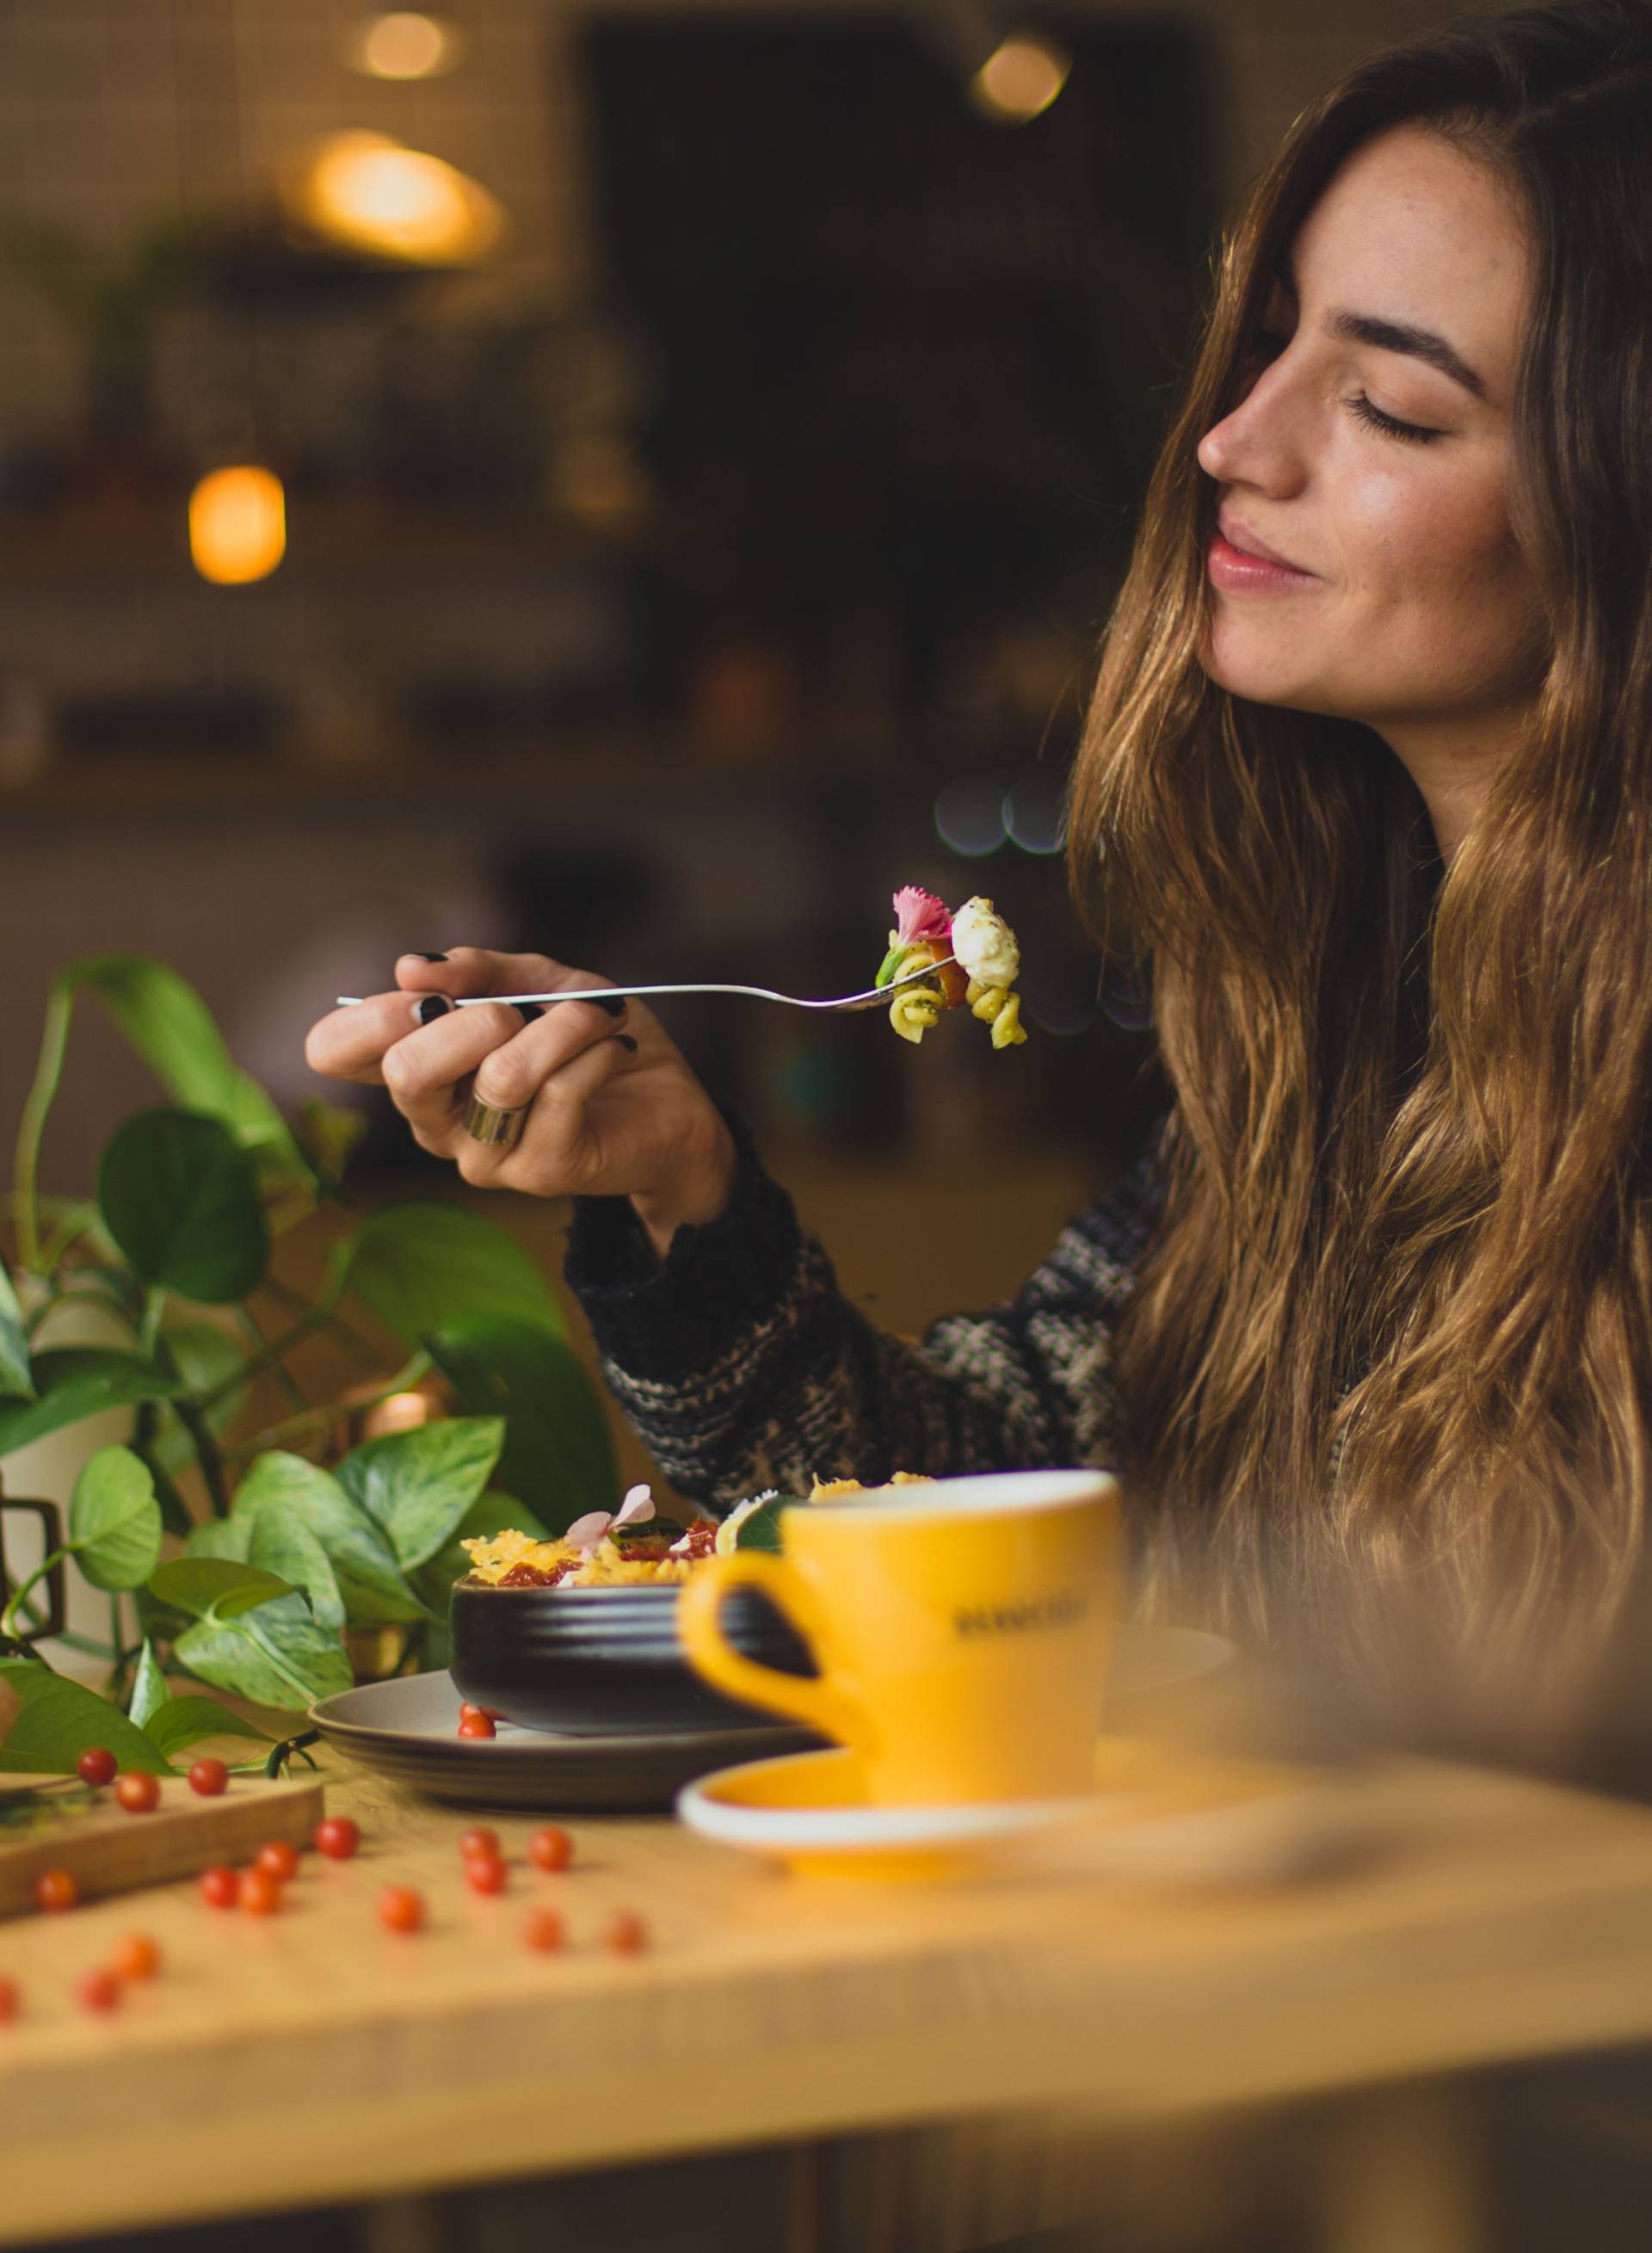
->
<box><xmin>0</xmin><ymin>1772</ymin><xmax>326</xmax><ymax>1918</ymax></box>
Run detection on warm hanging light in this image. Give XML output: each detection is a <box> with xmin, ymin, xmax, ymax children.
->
<box><xmin>969</xmin><ymin>36</ymin><xmax>1072</xmax><ymax>125</ymax></box>
<box><xmin>281</xmin><ymin>132</ymin><xmax>506</xmax><ymax>267</ymax></box>
<box><xmin>348</xmin><ymin>13</ymin><xmax>466</xmax><ymax>82</ymax></box>
<box><xmin>188</xmin><ymin>466</ymin><xmax>287</xmax><ymax>586</ymax></box>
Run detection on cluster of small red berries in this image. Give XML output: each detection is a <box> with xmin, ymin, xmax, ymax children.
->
<box><xmin>456</xmin><ymin>1701</ymin><xmax>504</xmax><ymax>1739</ymax></box>
<box><xmin>0</xmin><ymin>1929</ymin><xmax>163</xmax><ymax>2020</ymax></box>
<box><xmin>75</xmin><ymin>1746</ymin><xmax>232</xmax><ymax>1803</ymax></box>
<box><xmin>372</xmin><ymin>1824</ymin><xmax>644</xmax><ymax>1955</ymax></box>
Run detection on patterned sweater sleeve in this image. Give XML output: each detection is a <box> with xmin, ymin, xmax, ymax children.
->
<box><xmin>563</xmin><ymin>1113</ymin><xmax>1164</xmax><ymax>1510</ymax></box>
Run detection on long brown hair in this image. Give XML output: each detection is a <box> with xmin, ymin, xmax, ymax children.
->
<box><xmin>1068</xmin><ymin>0</ymin><xmax>1652</xmax><ymax>1702</ymax></box>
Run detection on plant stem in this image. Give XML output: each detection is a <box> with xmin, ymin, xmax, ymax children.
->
<box><xmin>194</xmin><ymin>1308</ymin><xmax>328</xmax><ymax>1410</ymax></box>
<box><xmin>261</xmin><ymin>1275</ymin><xmax>382</xmax><ymax>1367</ymax></box>
<box><xmin>12</xmin><ymin>978</ymin><xmax>76</xmax><ymax>1275</ymax></box>
<box><xmin>0</xmin><ymin>1546</ymin><xmax>67</xmax><ymax>1644</ymax></box>
<box><xmin>174</xmin><ymin>1400</ymin><xmax>231</xmax><ymax>1515</ymax></box>
<box><xmin>220</xmin><ymin>1349</ymin><xmax>432</xmax><ymax>1464</ymax></box>
<box><xmin>236</xmin><ymin>1302</ymin><xmax>309</xmax><ymax>1416</ymax></box>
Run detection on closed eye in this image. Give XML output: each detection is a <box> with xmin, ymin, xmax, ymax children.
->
<box><xmin>1343</xmin><ymin>392</ymin><xmax>1433</xmax><ymax>443</ymax></box>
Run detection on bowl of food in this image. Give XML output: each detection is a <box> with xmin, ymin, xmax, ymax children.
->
<box><xmin>447</xmin><ymin>1485</ymin><xmax>818</xmax><ymax>1737</ymax></box>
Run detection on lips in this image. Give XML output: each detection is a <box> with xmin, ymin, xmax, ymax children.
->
<box><xmin>1216</xmin><ymin>511</ymin><xmax>1312</xmax><ymax>575</ymax></box>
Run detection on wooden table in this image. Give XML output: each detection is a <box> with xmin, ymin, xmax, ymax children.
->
<box><xmin>3</xmin><ymin>1749</ymin><xmax>1652</xmax><ymax>2250</ymax></box>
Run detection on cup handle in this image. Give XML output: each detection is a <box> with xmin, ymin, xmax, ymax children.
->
<box><xmin>678</xmin><ymin>1552</ymin><xmax>869</xmax><ymax>1747</ymax></box>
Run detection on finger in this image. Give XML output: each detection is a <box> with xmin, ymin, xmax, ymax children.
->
<box><xmin>458</xmin><ymin>1033</ymin><xmax>639</xmax><ymax>1191</ymax></box>
<box><xmin>466</xmin><ymin>997</ymin><xmax>629</xmax><ymax>1114</ymax></box>
<box><xmin>305</xmin><ymin>989</ymin><xmax>429</xmax><ymax>1086</ymax></box>
<box><xmin>384</xmin><ymin>991</ymin><xmax>627</xmax><ymax>1152</ymax></box>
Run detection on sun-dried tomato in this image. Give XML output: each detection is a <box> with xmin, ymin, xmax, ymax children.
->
<box><xmin>499</xmin><ymin>1561</ymin><xmax>570</xmax><ymax>1589</ymax></box>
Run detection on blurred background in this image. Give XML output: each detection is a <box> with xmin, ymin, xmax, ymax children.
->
<box><xmin>0</xmin><ymin>0</ymin><xmax>1455</xmax><ymax>1352</ymax></box>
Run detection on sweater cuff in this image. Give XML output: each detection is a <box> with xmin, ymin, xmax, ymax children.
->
<box><xmin>562</xmin><ymin>1109</ymin><xmax>805</xmax><ymax>1381</ymax></box>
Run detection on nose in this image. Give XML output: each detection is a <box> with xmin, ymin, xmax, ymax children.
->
<box><xmin>1196</xmin><ymin>353</ymin><xmax>1306</xmax><ymax>494</ymax></box>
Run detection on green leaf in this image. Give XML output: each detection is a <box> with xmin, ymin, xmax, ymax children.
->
<box><xmin>68</xmin><ymin>1445</ymin><xmax>163</xmax><ymax>1591</ymax></box>
<box><xmin>143</xmin><ymin>1695</ymin><xmax>274</xmax><ymax>1758</ymax></box>
<box><xmin>59</xmin><ymin>954</ymin><xmax>311</xmax><ymax>1190</ymax></box>
<box><xmin>174</xmin><ymin>1593</ymin><xmax>350</xmax><ymax>1713</ymax></box>
<box><xmin>184</xmin><ymin>1516</ymin><xmax>250</xmax><ymax>1563</ymax></box>
<box><xmin>127</xmin><ymin>1639</ymin><xmax>169</xmax><ymax>1733</ymax></box>
<box><xmin>97</xmin><ymin>1109</ymin><xmax>269</xmax><ymax>1303</ymax></box>
<box><xmin>245</xmin><ymin>1508</ymin><xmax>345</xmax><ymax>1634</ymax></box>
<box><xmin>0</xmin><ymin>1256</ymin><xmax>34</xmax><ymax>1398</ymax></box>
<box><xmin>0</xmin><ymin>1658</ymin><xmax>172</xmax><ymax>1775</ymax></box>
<box><xmin>0</xmin><ymin>1349</ymin><xmax>178</xmax><ymax>1457</ymax></box>
<box><xmin>731</xmin><ymin>1495</ymin><xmax>800</xmax><ymax>1552</ymax></box>
<box><xmin>409</xmin><ymin>1486</ymin><xmax>552</xmax><ymax>1614</ymax></box>
<box><xmin>336</xmin><ymin>1417</ymin><xmax>506</xmax><ymax>1572</ymax></box>
<box><xmin>334</xmin><ymin>1203</ymin><xmax>565</xmax><ymax>1349</ymax></box>
<box><xmin>231</xmin><ymin>1452</ymin><xmax>426</xmax><ymax>1625</ymax></box>
<box><xmin>148</xmin><ymin>1555</ymin><xmax>293</xmax><ymax>1620</ymax></box>
<box><xmin>425</xmin><ymin>1315</ymin><xmax>619</xmax><ymax>1535</ymax></box>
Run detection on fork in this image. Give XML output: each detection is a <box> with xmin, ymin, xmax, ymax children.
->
<box><xmin>335</xmin><ymin>959</ymin><xmax>959</xmax><ymax>1015</ymax></box>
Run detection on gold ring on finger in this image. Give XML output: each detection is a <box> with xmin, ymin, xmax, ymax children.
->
<box><xmin>462</xmin><ymin>1089</ymin><xmax>531</xmax><ymax>1151</ymax></box>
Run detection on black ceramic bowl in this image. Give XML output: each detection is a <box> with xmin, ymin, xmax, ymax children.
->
<box><xmin>447</xmin><ymin>1577</ymin><xmax>819</xmax><ymax>1738</ymax></box>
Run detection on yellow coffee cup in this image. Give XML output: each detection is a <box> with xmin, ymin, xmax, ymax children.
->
<box><xmin>677</xmin><ymin>1469</ymin><xmax>1122</xmax><ymax>1806</ymax></box>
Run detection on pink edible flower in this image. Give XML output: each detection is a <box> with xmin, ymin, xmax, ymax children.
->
<box><xmin>891</xmin><ymin>886</ymin><xmax>952</xmax><ymax>947</ymax></box>
<box><xmin>564</xmin><ymin>1484</ymin><xmax>655</xmax><ymax>1555</ymax></box>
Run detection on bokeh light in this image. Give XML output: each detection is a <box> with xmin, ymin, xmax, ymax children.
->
<box><xmin>349</xmin><ymin>14</ymin><xmax>465</xmax><ymax>81</ymax></box>
<box><xmin>969</xmin><ymin>38</ymin><xmax>1073</xmax><ymax>127</ymax></box>
<box><xmin>1003</xmin><ymin>778</ymin><xmax>1067</xmax><ymax>855</ymax></box>
<box><xmin>282</xmin><ymin>133</ymin><xmax>506</xmax><ymax>267</ymax></box>
<box><xmin>934</xmin><ymin>779</ymin><xmax>1008</xmax><ymax>858</ymax></box>
<box><xmin>188</xmin><ymin>466</ymin><xmax>287</xmax><ymax>586</ymax></box>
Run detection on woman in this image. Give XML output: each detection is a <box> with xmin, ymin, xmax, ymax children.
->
<box><xmin>306</xmin><ymin>1</ymin><xmax>1652</xmax><ymax>1710</ymax></box>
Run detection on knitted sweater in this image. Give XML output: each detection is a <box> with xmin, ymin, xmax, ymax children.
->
<box><xmin>563</xmin><ymin>1114</ymin><xmax>1164</xmax><ymax>1509</ymax></box>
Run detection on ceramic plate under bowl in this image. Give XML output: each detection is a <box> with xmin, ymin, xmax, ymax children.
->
<box><xmin>309</xmin><ymin>1672</ymin><xmax>819</xmax><ymax>1812</ymax></box>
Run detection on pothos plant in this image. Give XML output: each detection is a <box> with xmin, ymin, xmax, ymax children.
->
<box><xmin>0</xmin><ymin>954</ymin><xmax>620</xmax><ymax>1775</ymax></box>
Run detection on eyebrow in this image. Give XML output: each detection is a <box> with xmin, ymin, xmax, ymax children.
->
<box><xmin>1273</xmin><ymin>255</ymin><xmax>1488</xmax><ymax>403</ymax></box>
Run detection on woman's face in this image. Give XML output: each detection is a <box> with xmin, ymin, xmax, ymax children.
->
<box><xmin>1195</xmin><ymin>125</ymin><xmax>1551</xmax><ymax>841</ymax></box>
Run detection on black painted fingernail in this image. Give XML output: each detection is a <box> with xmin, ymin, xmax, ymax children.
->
<box><xmin>589</xmin><ymin>995</ymin><xmax>628</xmax><ymax>1018</ymax></box>
<box><xmin>404</xmin><ymin>952</ymin><xmax>449</xmax><ymax>963</ymax></box>
<box><xmin>514</xmin><ymin>1002</ymin><xmax>544</xmax><ymax>1024</ymax></box>
<box><xmin>415</xmin><ymin>995</ymin><xmax>454</xmax><ymax>1026</ymax></box>
<box><xmin>613</xmin><ymin>1033</ymin><xmax>638</xmax><ymax>1053</ymax></box>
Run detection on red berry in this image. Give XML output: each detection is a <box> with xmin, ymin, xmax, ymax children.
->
<box><xmin>77</xmin><ymin>1747</ymin><xmax>117</xmax><ymax>1787</ymax></box>
<box><xmin>378</xmin><ymin>1884</ymin><xmax>425</xmax><ymax>1935</ymax></box>
<box><xmin>523</xmin><ymin>1908</ymin><xmax>564</xmax><ymax>1953</ymax></box>
<box><xmin>34</xmin><ymin>1867</ymin><xmax>77</xmax><ymax>1914</ymax></box>
<box><xmin>77</xmin><ymin>1967</ymin><xmax>122</xmax><ymax>2015</ymax></box>
<box><xmin>114</xmin><ymin>1771</ymin><xmax>160</xmax><ymax>1813</ymax></box>
<box><xmin>458</xmin><ymin>1702</ymin><xmax>485</xmax><ymax>1723</ymax></box>
<box><xmin>199</xmin><ymin>1865</ymin><xmax>238</xmax><ymax>1910</ymax></box>
<box><xmin>0</xmin><ymin>1977</ymin><xmax>19</xmax><ymax>2023</ymax></box>
<box><xmin>256</xmin><ymin>1839</ymin><xmax>301</xmax><ymax>1882</ymax></box>
<box><xmin>188</xmin><ymin>1758</ymin><xmax>229</xmax><ymax>1798</ymax></box>
<box><xmin>459</xmin><ymin>1827</ymin><xmax>500</xmax><ymax>1862</ymax></box>
<box><xmin>604</xmin><ymin>1909</ymin><xmax>647</xmax><ymax>1955</ymax></box>
<box><xmin>465</xmin><ymin>1854</ymin><xmax>508</xmax><ymax>1896</ymax></box>
<box><xmin>110</xmin><ymin>1933</ymin><xmax>161</xmax><ymax>1982</ymax></box>
<box><xmin>239</xmin><ymin>1869</ymin><xmax>283</xmax><ymax>1917</ymax></box>
<box><xmin>312</xmin><ymin>1815</ymin><xmax>361</xmax><ymax>1861</ymax></box>
<box><xmin>457</xmin><ymin>1712</ymin><xmax>496</xmax><ymax>1739</ymax></box>
<box><xmin>528</xmin><ymin>1825</ymin><xmax>573</xmax><ymax>1873</ymax></box>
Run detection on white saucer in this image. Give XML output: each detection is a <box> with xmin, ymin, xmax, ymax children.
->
<box><xmin>678</xmin><ymin>1731</ymin><xmax>1348</xmax><ymax>1883</ymax></box>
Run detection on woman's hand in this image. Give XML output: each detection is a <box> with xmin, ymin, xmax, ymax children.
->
<box><xmin>303</xmin><ymin>948</ymin><xmax>737</xmax><ymax>1258</ymax></box>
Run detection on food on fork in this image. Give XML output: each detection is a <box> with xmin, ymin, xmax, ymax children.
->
<box><xmin>874</xmin><ymin>887</ymin><xmax>1027</xmax><ymax>1048</ymax></box>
